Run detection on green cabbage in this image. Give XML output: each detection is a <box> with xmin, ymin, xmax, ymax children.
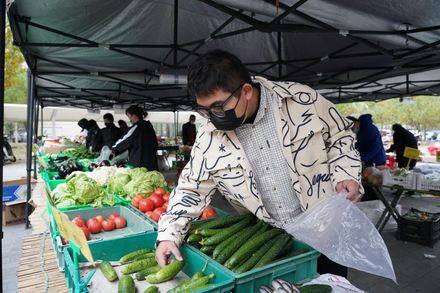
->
<box><xmin>122</xmin><ymin>169</ymin><xmax>167</xmax><ymax>199</ymax></box>
<box><xmin>66</xmin><ymin>173</ymin><xmax>103</xmax><ymax>204</ymax></box>
<box><xmin>107</xmin><ymin>171</ymin><xmax>132</xmax><ymax>194</ymax></box>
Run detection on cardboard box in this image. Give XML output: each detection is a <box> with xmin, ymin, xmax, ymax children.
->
<box><xmin>2</xmin><ymin>199</ymin><xmax>35</xmax><ymax>225</ymax></box>
<box><xmin>2</xmin><ymin>178</ymin><xmax>37</xmax><ymax>202</ymax></box>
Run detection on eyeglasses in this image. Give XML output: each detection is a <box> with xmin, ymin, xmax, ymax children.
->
<box><xmin>194</xmin><ymin>84</ymin><xmax>244</xmax><ymax>118</ymax></box>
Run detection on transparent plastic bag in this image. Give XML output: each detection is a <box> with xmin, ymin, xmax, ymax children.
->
<box><xmin>285</xmin><ymin>192</ymin><xmax>396</xmax><ymax>283</ymax></box>
<box><xmin>96</xmin><ymin>145</ymin><xmax>112</xmax><ymax>163</ymax></box>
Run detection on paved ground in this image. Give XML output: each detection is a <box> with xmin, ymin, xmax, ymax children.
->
<box><xmin>2</xmin><ymin>159</ymin><xmax>440</xmax><ymax>292</ymax></box>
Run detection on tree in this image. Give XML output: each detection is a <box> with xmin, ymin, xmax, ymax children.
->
<box><xmin>4</xmin><ymin>21</ymin><xmax>27</xmax><ymax>103</ymax></box>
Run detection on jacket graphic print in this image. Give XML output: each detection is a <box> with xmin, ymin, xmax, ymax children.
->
<box><xmin>158</xmin><ymin>77</ymin><xmax>362</xmax><ymax>246</ymax></box>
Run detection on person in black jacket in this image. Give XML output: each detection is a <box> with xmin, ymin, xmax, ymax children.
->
<box><xmin>182</xmin><ymin>115</ymin><xmax>197</xmax><ymax>146</ymax></box>
<box><xmin>112</xmin><ymin>105</ymin><xmax>158</xmax><ymax>170</ymax></box>
<box><xmin>101</xmin><ymin>113</ymin><xmax>123</xmax><ymax>147</ymax></box>
<box><xmin>387</xmin><ymin>124</ymin><xmax>418</xmax><ymax>169</ymax></box>
<box><xmin>118</xmin><ymin>120</ymin><xmax>129</xmax><ymax>134</ymax></box>
<box><xmin>77</xmin><ymin>118</ymin><xmax>102</xmax><ymax>152</ymax></box>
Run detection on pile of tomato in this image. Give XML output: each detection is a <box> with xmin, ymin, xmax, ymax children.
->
<box><xmin>131</xmin><ymin>187</ymin><xmax>217</xmax><ymax>222</ymax></box>
<box><xmin>71</xmin><ymin>213</ymin><xmax>127</xmax><ymax>240</ymax></box>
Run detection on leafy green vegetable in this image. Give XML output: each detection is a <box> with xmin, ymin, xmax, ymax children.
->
<box><xmin>107</xmin><ymin>170</ymin><xmax>132</xmax><ymax>194</ymax></box>
<box><xmin>66</xmin><ymin>173</ymin><xmax>103</xmax><ymax>204</ymax></box>
<box><xmin>50</xmin><ymin>173</ymin><xmax>113</xmax><ymax>208</ymax></box>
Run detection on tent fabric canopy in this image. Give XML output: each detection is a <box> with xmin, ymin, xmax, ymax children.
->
<box><xmin>8</xmin><ymin>0</ymin><xmax>440</xmax><ymax>110</ymax></box>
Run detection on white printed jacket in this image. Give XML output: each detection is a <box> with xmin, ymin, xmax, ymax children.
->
<box><xmin>158</xmin><ymin>77</ymin><xmax>362</xmax><ymax>246</ymax></box>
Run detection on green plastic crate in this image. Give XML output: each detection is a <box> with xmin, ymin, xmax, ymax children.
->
<box><xmin>189</xmin><ymin>240</ymin><xmax>319</xmax><ymax>293</ymax></box>
<box><xmin>63</xmin><ymin>232</ymin><xmax>235</xmax><ymax>293</ymax></box>
<box><xmin>50</xmin><ymin>205</ymin><xmax>155</xmax><ymax>270</ymax></box>
<box><xmin>42</xmin><ymin>171</ymin><xmax>66</xmax><ymax>186</ymax></box>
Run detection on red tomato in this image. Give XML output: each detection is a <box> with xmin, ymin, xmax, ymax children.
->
<box><xmin>162</xmin><ymin>202</ymin><xmax>169</xmax><ymax>210</ymax></box>
<box><xmin>145</xmin><ymin>211</ymin><xmax>155</xmax><ymax>218</ymax></box>
<box><xmin>204</xmin><ymin>207</ymin><xmax>217</xmax><ymax>219</ymax></box>
<box><xmin>114</xmin><ymin>216</ymin><xmax>127</xmax><ymax>229</ymax></box>
<box><xmin>95</xmin><ymin>215</ymin><xmax>105</xmax><ymax>223</ymax></box>
<box><xmin>153</xmin><ymin>187</ymin><xmax>166</xmax><ymax>196</ymax></box>
<box><xmin>162</xmin><ymin>192</ymin><xmax>171</xmax><ymax>201</ymax></box>
<box><xmin>154</xmin><ymin>207</ymin><xmax>166</xmax><ymax>216</ymax></box>
<box><xmin>134</xmin><ymin>194</ymin><xmax>144</xmax><ymax>201</ymax></box>
<box><xmin>131</xmin><ymin>198</ymin><xmax>140</xmax><ymax>209</ymax></box>
<box><xmin>101</xmin><ymin>219</ymin><xmax>116</xmax><ymax>231</ymax></box>
<box><xmin>86</xmin><ymin>218</ymin><xmax>102</xmax><ymax>234</ymax></box>
<box><xmin>149</xmin><ymin>212</ymin><xmax>160</xmax><ymax>222</ymax></box>
<box><xmin>149</xmin><ymin>194</ymin><xmax>164</xmax><ymax>208</ymax></box>
<box><xmin>108</xmin><ymin>213</ymin><xmax>120</xmax><ymax>221</ymax></box>
<box><xmin>72</xmin><ymin>216</ymin><xmax>85</xmax><ymax>227</ymax></box>
<box><xmin>80</xmin><ymin>226</ymin><xmax>90</xmax><ymax>240</ymax></box>
<box><xmin>139</xmin><ymin>198</ymin><xmax>155</xmax><ymax>212</ymax></box>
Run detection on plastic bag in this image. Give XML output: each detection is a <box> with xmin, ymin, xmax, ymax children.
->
<box><xmin>284</xmin><ymin>192</ymin><xmax>396</xmax><ymax>283</ymax></box>
<box><xmin>96</xmin><ymin>145</ymin><xmax>112</xmax><ymax>163</ymax></box>
<box><xmin>111</xmin><ymin>150</ymin><xmax>129</xmax><ymax>165</ymax></box>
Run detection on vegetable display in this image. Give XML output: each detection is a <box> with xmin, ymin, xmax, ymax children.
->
<box><xmin>186</xmin><ymin>214</ymin><xmax>307</xmax><ymax>274</ymax></box>
<box><xmin>70</xmin><ymin>214</ymin><xmax>127</xmax><ymax>239</ymax></box>
<box><xmin>50</xmin><ymin>173</ymin><xmax>115</xmax><ymax>208</ymax></box>
<box><xmin>108</xmin><ymin>168</ymin><xmax>167</xmax><ymax>199</ymax></box>
<box><xmin>63</xmin><ymin>146</ymin><xmax>96</xmax><ymax>160</ymax></box>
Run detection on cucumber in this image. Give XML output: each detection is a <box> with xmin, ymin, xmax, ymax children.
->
<box><xmin>168</xmin><ymin>271</ymin><xmax>205</xmax><ymax>293</ymax></box>
<box><xmin>233</xmin><ymin>236</ymin><xmax>280</xmax><ymax>274</ymax></box>
<box><xmin>254</xmin><ymin>234</ymin><xmax>292</xmax><ymax>268</ymax></box>
<box><xmin>199</xmin><ymin>245</ymin><xmax>215</xmax><ymax>255</ymax></box>
<box><xmin>168</xmin><ymin>273</ymin><xmax>215</xmax><ymax>293</ymax></box>
<box><xmin>118</xmin><ymin>275</ymin><xmax>135</xmax><ymax>293</ymax></box>
<box><xmin>143</xmin><ymin>286</ymin><xmax>158</xmax><ymax>293</ymax></box>
<box><xmin>202</xmin><ymin>215</ymin><xmax>254</xmax><ymax>246</ymax></box>
<box><xmin>99</xmin><ymin>260</ymin><xmax>118</xmax><ymax>282</ymax></box>
<box><xmin>120</xmin><ymin>248</ymin><xmax>152</xmax><ymax>264</ymax></box>
<box><xmin>299</xmin><ymin>284</ymin><xmax>332</xmax><ymax>293</ymax></box>
<box><xmin>186</xmin><ymin>233</ymin><xmax>203</xmax><ymax>244</ymax></box>
<box><xmin>212</xmin><ymin>233</ymin><xmax>239</xmax><ymax>260</ymax></box>
<box><xmin>188</xmin><ymin>219</ymin><xmax>214</xmax><ymax>234</ymax></box>
<box><xmin>277</xmin><ymin>248</ymin><xmax>310</xmax><ymax>261</ymax></box>
<box><xmin>135</xmin><ymin>265</ymin><xmax>161</xmax><ymax>281</ymax></box>
<box><xmin>134</xmin><ymin>252</ymin><xmax>156</xmax><ymax>261</ymax></box>
<box><xmin>224</xmin><ymin>228</ymin><xmax>283</xmax><ymax>269</ymax></box>
<box><xmin>215</xmin><ymin>222</ymin><xmax>263</xmax><ymax>264</ymax></box>
<box><xmin>122</xmin><ymin>258</ymin><xmax>158</xmax><ymax>274</ymax></box>
<box><xmin>198</xmin><ymin>215</ymin><xmax>254</xmax><ymax>237</ymax></box>
<box><xmin>194</xmin><ymin>214</ymin><xmax>251</xmax><ymax>234</ymax></box>
<box><xmin>146</xmin><ymin>260</ymin><xmax>185</xmax><ymax>284</ymax></box>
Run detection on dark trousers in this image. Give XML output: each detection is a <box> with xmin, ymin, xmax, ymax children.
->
<box><xmin>317</xmin><ymin>254</ymin><xmax>348</xmax><ymax>277</ymax></box>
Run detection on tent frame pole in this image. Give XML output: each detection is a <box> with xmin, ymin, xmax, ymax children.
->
<box><xmin>25</xmin><ymin>70</ymin><xmax>35</xmax><ymax>229</ymax></box>
<box><xmin>1</xmin><ymin>0</ymin><xmax>6</xmax><ymax>291</ymax></box>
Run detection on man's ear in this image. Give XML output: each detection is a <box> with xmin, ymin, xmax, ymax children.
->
<box><xmin>242</xmin><ymin>83</ymin><xmax>254</xmax><ymax>101</ymax></box>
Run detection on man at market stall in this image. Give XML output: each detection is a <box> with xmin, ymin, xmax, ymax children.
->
<box><xmin>101</xmin><ymin>113</ymin><xmax>123</xmax><ymax>147</ymax></box>
<box><xmin>156</xmin><ymin>50</ymin><xmax>362</xmax><ymax>277</ymax></box>
<box><xmin>77</xmin><ymin>118</ymin><xmax>102</xmax><ymax>153</ymax></box>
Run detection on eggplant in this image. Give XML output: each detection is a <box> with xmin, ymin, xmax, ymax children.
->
<box><xmin>88</xmin><ymin>163</ymin><xmax>98</xmax><ymax>171</ymax></box>
<box><xmin>100</xmin><ymin>160</ymin><xmax>110</xmax><ymax>167</ymax></box>
<box><xmin>52</xmin><ymin>174</ymin><xmax>61</xmax><ymax>180</ymax></box>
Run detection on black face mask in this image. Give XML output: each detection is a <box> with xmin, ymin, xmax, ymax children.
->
<box><xmin>105</xmin><ymin>123</ymin><xmax>112</xmax><ymax>128</ymax></box>
<box><xmin>209</xmin><ymin>100</ymin><xmax>248</xmax><ymax>131</ymax></box>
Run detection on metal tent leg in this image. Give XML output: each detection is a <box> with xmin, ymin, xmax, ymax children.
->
<box><xmin>25</xmin><ymin>70</ymin><xmax>35</xmax><ymax>229</ymax></box>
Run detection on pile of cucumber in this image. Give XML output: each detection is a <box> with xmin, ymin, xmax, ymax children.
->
<box><xmin>186</xmin><ymin>214</ymin><xmax>309</xmax><ymax>274</ymax></box>
<box><xmin>99</xmin><ymin>248</ymin><xmax>217</xmax><ymax>293</ymax></box>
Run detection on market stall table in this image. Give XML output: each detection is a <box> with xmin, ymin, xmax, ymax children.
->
<box><xmin>369</xmin><ymin>184</ymin><xmax>440</xmax><ymax>233</ymax></box>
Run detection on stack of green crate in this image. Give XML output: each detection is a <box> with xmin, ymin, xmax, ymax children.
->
<box><xmin>63</xmin><ymin>232</ymin><xmax>234</xmax><ymax>293</ymax></box>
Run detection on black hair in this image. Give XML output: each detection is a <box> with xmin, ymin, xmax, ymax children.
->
<box><xmin>346</xmin><ymin>116</ymin><xmax>358</xmax><ymax>123</ymax></box>
<box><xmin>189</xmin><ymin>114</ymin><xmax>196</xmax><ymax>120</ymax></box>
<box><xmin>118</xmin><ymin>120</ymin><xmax>128</xmax><ymax>127</ymax></box>
<box><xmin>78</xmin><ymin>118</ymin><xmax>89</xmax><ymax>129</ymax></box>
<box><xmin>88</xmin><ymin>119</ymin><xmax>99</xmax><ymax>128</ymax></box>
<box><xmin>187</xmin><ymin>49</ymin><xmax>252</xmax><ymax>98</ymax></box>
<box><xmin>103</xmin><ymin>113</ymin><xmax>114</xmax><ymax>123</ymax></box>
<box><xmin>126</xmin><ymin>105</ymin><xmax>147</xmax><ymax>119</ymax></box>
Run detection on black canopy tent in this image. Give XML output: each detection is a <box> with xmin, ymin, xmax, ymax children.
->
<box><xmin>1</xmin><ymin>2</ymin><xmax>440</xmax><ymax>288</ymax></box>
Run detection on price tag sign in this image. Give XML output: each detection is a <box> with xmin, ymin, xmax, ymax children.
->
<box><xmin>50</xmin><ymin>207</ymin><xmax>94</xmax><ymax>263</ymax></box>
<box><xmin>403</xmin><ymin>147</ymin><xmax>420</xmax><ymax>160</ymax></box>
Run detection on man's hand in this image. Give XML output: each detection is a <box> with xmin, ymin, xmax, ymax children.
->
<box><xmin>335</xmin><ymin>179</ymin><xmax>360</xmax><ymax>202</ymax></box>
<box><xmin>155</xmin><ymin>240</ymin><xmax>183</xmax><ymax>268</ymax></box>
